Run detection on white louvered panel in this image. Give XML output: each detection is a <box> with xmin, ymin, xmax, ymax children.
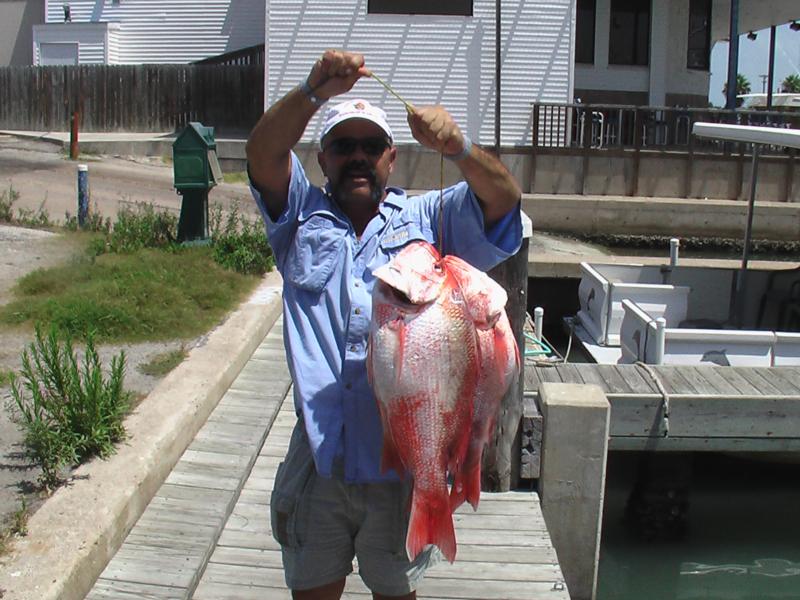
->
<box><xmin>33</xmin><ymin>23</ymin><xmax>109</xmax><ymax>65</ymax></box>
<box><xmin>48</xmin><ymin>0</ymin><xmax>264</xmax><ymax>64</ymax></box>
<box><xmin>267</xmin><ymin>0</ymin><xmax>572</xmax><ymax>147</ymax></box>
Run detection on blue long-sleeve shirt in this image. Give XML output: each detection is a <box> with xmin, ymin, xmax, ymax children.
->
<box><xmin>252</xmin><ymin>152</ymin><xmax>522</xmax><ymax>483</ymax></box>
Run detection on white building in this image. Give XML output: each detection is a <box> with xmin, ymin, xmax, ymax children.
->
<box><xmin>0</xmin><ymin>1</ymin><xmax>44</xmax><ymax>65</ymax></box>
<box><xmin>574</xmin><ymin>0</ymin><xmax>799</xmax><ymax>107</ymax></box>
<box><xmin>266</xmin><ymin>0</ymin><xmax>575</xmax><ymax>147</ymax></box>
<box><xmin>32</xmin><ymin>0</ymin><xmax>264</xmax><ymax>65</ymax></box>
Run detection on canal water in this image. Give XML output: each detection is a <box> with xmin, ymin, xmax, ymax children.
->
<box><xmin>596</xmin><ymin>452</ymin><xmax>800</xmax><ymax>600</ymax></box>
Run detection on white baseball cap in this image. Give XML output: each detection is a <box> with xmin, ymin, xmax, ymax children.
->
<box><xmin>320</xmin><ymin>99</ymin><xmax>394</xmax><ymax>147</ymax></box>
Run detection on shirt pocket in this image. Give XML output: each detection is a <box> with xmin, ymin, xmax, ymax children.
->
<box><xmin>285</xmin><ymin>214</ymin><xmax>346</xmax><ymax>293</ymax></box>
<box><xmin>367</xmin><ymin>219</ymin><xmax>432</xmax><ymax>279</ymax></box>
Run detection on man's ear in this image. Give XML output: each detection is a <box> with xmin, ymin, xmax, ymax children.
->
<box><xmin>317</xmin><ymin>150</ymin><xmax>327</xmax><ymax>175</ymax></box>
<box><xmin>388</xmin><ymin>146</ymin><xmax>397</xmax><ymax>174</ymax></box>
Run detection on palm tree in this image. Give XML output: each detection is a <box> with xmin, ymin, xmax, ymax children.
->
<box><xmin>781</xmin><ymin>74</ymin><xmax>800</xmax><ymax>94</ymax></box>
<box><xmin>722</xmin><ymin>74</ymin><xmax>752</xmax><ymax>107</ymax></box>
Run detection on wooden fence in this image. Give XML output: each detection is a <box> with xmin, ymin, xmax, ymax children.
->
<box><xmin>0</xmin><ymin>64</ymin><xmax>264</xmax><ymax>133</ymax></box>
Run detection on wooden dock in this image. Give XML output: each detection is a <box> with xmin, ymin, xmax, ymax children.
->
<box><xmin>86</xmin><ymin>318</ymin><xmax>569</xmax><ymax>600</ymax></box>
<box><xmin>525</xmin><ymin>363</ymin><xmax>800</xmax><ymax>452</ymax></box>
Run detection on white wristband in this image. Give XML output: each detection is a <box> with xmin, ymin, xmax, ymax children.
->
<box><xmin>299</xmin><ymin>79</ymin><xmax>327</xmax><ymax>108</ymax></box>
<box><xmin>445</xmin><ymin>136</ymin><xmax>472</xmax><ymax>161</ymax></box>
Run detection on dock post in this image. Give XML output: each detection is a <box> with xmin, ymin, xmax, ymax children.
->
<box><xmin>539</xmin><ymin>382</ymin><xmax>610</xmax><ymax>600</ymax></box>
<box><xmin>483</xmin><ymin>213</ymin><xmax>532</xmax><ymax>492</ymax></box>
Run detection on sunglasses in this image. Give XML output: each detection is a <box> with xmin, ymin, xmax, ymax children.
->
<box><xmin>325</xmin><ymin>137</ymin><xmax>391</xmax><ymax>157</ymax></box>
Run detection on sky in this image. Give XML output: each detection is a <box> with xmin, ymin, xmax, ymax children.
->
<box><xmin>708</xmin><ymin>22</ymin><xmax>800</xmax><ymax>106</ymax></box>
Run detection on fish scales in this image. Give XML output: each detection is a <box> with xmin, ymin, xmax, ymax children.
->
<box><xmin>367</xmin><ymin>240</ymin><xmax>518</xmax><ymax>564</ymax></box>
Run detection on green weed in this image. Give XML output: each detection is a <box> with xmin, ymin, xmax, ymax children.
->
<box><xmin>138</xmin><ymin>347</ymin><xmax>187</xmax><ymax>377</ymax></box>
<box><xmin>222</xmin><ymin>171</ymin><xmax>250</xmax><ymax>185</ymax></box>
<box><xmin>0</xmin><ymin>185</ymin><xmax>19</xmax><ymax>222</ymax></box>
<box><xmin>0</xmin><ymin>499</ymin><xmax>29</xmax><ymax>556</ymax></box>
<box><xmin>0</xmin><ymin>247</ymin><xmax>257</xmax><ymax>343</ymax></box>
<box><xmin>0</xmin><ymin>369</ymin><xmax>14</xmax><ymax>387</ymax></box>
<box><xmin>97</xmin><ymin>203</ymin><xmax>178</xmax><ymax>255</ymax></box>
<box><xmin>9</xmin><ymin>326</ymin><xmax>130</xmax><ymax>489</ymax></box>
<box><xmin>64</xmin><ymin>203</ymin><xmax>112</xmax><ymax>233</ymax></box>
<box><xmin>209</xmin><ymin>202</ymin><xmax>274</xmax><ymax>275</ymax></box>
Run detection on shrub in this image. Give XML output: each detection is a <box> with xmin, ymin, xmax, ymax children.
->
<box><xmin>210</xmin><ymin>202</ymin><xmax>274</xmax><ymax>275</ymax></box>
<box><xmin>93</xmin><ymin>203</ymin><xmax>178</xmax><ymax>255</ymax></box>
<box><xmin>0</xmin><ymin>186</ymin><xmax>19</xmax><ymax>222</ymax></box>
<box><xmin>9</xmin><ymin>325</ymin><xmax>130</xmax><ymax>489</ymax></box>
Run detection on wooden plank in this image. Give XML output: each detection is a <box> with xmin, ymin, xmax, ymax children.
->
<box><xmin>555</xmin><ymin>363</ymin><xmax>583</xmax><ymax>385</ymax></box>
<box><xmin>766</xmin><ymin>368</ymin><xmax>800</xmax><ymax>394</ymax></box>
<box><xmin>709</xmin><ymin>367</ymin><xmax>762</xmax><ymax>395</ymax></box>
<box><xmin>572</xmin><ymin>364</ymin><xmax>611</xmax><ymax>393</ymax></box>
<box><xmin>608</xmin><ymin>395</ymin><xmax>665</xmax><ymax>437</ymax></box>
<box><xmin>668</xmin><ymin>396</ymin><xmax>800</xmax><ymax>438</ymax></box>
<box><xmin>532</xmin><ymin>365</ymin><xmax>563</xmax><ymax>385</ymax></box>
<box><xmin>651</xmin><ymin>366</ymin><xmax>699</xmax><ymax>395</ymax></box>
<box><xmin>594</xmin><ymin>364</ymin><xmax>634</xmax><ymax>394</ymax></box>
<box><xmin>87</xmin><ymin>579</ymin><xmax>186</xmax><ymax>600</ymax></box>
<box><xmin>681</xmin><ymin>366</ymin><xmax>739</xmax><ymax>395</ymax></box>
<box><xmin>619</xmin><ymin>364</ymin><xmax>659</xmax><ymax>394</ymax></box>
<box><xmin>738</xmin><ymin>367</ymin><xmax>785</xmax><ymax>396</ymax></box>
<box><xmin>610</xmin><ymin>435</ymin><xmax>800</xmax><ymax>452</ymax></box>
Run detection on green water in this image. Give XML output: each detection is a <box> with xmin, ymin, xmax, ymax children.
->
<box><xmin>597</xmin><ymin>453</ymin><xmax>800</xmax><ymax>600</ymax></box>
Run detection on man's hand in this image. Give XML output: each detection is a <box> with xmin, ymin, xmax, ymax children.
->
<box><xmin>406</xmin><ymin>106</ymin><xmax>467</xmax><ymax>158</ymax></box>
<box><xmin>307</xmin><ymin>49</ymin><xmax>371</xmax><ymax>103</ymax></box>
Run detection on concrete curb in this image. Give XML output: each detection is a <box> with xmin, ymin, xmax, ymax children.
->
<box><xmin>0</xmin><ymin>271</ymin><xmax>284</xmax><ymax>600</ymax></box>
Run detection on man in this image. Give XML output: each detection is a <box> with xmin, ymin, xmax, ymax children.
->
<box><xmin>246</xmin><ymin>49</ymin><xmax>522</xmax><ymax>600</ymax></box>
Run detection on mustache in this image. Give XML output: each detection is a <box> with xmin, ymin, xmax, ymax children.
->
<box><xmin>341</xmin><ymin>161</ymin><xmax>377</xmax><ymax>184</ymax></box>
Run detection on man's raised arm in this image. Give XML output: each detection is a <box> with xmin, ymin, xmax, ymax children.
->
<box><xmin>246</xmin><ymin>50</ymin><xmax>369</xmax><ymax>220</ymax></box>
<box><xmin>406</xmin><ymin>106</ymin><xmax>521</xmax><ymax>228</ymax></box>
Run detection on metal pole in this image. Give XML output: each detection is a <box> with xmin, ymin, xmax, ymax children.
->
<box><xmin>77</xmin><ymin>164</ymin><xmax>89</xmax><ymax>227</ymax></box>
<box><xmin>494</xmin><ymin>0</ymin><xmax>501</xmax><ymax>154</ymax></box>
<box><xmin>734</xmin><ymin>144</ymin><xmax>760</xmax><ymax>326</ymax></box>
<box><xmin>69</xmin><ymin>111</ymin><xmax>80</xmax><ymax>160</ymax></box>
<box><xmin>725</xmin><ymin>0</ymin><xmax>740</xmax><ymax>110</ymax></box>
<box><xmin>767</xmin><ymin>25</ymin><xmax>776</xmax><ymax>110</ymax></box>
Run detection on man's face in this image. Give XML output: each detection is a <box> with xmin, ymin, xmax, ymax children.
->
<box><xmin>318</xmin><ymin>119</ymin><xmax>396</xmax><ymax>213</ymax></box>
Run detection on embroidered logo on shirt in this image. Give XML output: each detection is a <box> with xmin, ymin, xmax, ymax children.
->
<box><xmin>382</xmin><ymin>228</ymin><xmax>410</xmax><ymax>247</ymax></box>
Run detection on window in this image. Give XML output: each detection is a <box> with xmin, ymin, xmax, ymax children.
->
<box><xmin>368</xmin><ymin>0</ymin><xmax>472</xmax><ymax>16</ymax></box>
<box><xmin>687</xmin><ymin>0</ymin><xmax>711</xmax><ymax>70</ymax></box>
<box><xmin>608</xmin><ymin>0</ymin><xmax>650</xmax><ymax>66</ymax></box>
<box><xmin>575</xmin><ymin>0</ymin><xmax>596</xmax><ymax>64</ymax></box>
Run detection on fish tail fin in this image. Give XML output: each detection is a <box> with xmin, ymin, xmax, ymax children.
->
<box><xmin>450</xmin><ymin>454</ymin><xmax>482</xmax><ymax>512</ymax></box>
<box><xmin>407</xmin><ymin>491</ymin><xmax>457</xmax><ymax>563</ymax></box>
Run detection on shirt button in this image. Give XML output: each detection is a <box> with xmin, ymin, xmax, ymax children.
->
<box><xmin>350</xmin><ymin>344</ymin><xmax>358</xmax><ymax>352</ymax></box>
<box><xmin>354</xmin><ymin>282</ymin><xmax>360</xmax><ymax>288</ymax></box>
<box><xmin>345</xmin><ymin>382</ymin><xmax>352</xmax><ymax>390</ymax></box>
<box><xmin>354</xmin><ymin>308</ymin><xmax>362</xmax><ymax>315</ymax></box>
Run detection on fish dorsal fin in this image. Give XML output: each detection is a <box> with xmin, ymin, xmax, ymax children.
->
<box><xmin>372</xmin><ymin>241</ymin><xmax>446</xmax><ymax>304</ymax></box>
<box><xmin>442</xmin><ymin>255</ymin><xmax>508</xmax><ymax>328</ymax></box>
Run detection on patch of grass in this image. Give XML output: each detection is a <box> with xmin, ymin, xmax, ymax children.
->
<box><xmin>0</xmin><ymin>186</ymin><xmax>51</xmax><ymax>227</ymax></box>
<box><xmin>0</xmin><ymin>369</ymin><xmax>14</xmax><ymax>387</ymax></box>
<box><xmin>9</xmin><ymin>327</ymin><xmax>130</xmax><ymax>489</ymax></box>
<box><xmin>0</xmin><ymin>499</ymin><xmax>29</xmax><ymax>556</ymax></box>
<box><xmin>222</xmin><ymin>171</ymin><xmax>250</xmax><ymax>185</ymax></box>
<box><xmin>138</xmin><ymin>347</ymin><xmax>187</xmax><ymax>377</ymax></box>
<box><xmin>0</xmin><ymin>246</ymin><xmax>258</xmax><ymax>343</ymax></box>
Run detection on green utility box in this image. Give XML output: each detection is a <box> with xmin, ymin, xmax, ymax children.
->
<box><xmin>172</xmin><ymin>122</ymin><xmax>223</xmax><ymax>242</ymax></box>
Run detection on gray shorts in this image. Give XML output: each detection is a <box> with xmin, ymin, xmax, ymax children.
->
<box><xmin>270</xmin><ymin>420</ymin><xmax>438</xmax><ymax>595</ymax></box>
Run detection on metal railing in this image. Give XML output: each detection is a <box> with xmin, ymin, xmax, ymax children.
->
<box><xmin>532</xmin><ymin>103</ymin><xmax>800</xmax><ymax>155</ymax></box>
